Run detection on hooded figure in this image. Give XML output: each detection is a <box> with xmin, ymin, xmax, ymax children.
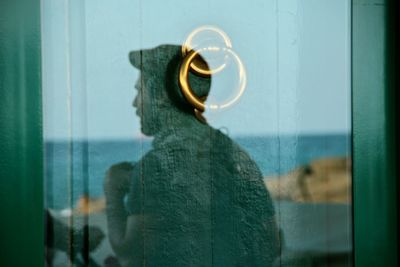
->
<box><xmin>104</xmin><ymin>45</ymin><xmax>279</xmax><ymax>267</ymax></box>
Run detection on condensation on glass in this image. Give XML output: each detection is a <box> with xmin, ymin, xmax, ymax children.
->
<box><xmin>42</xmin><ymin>0</ymin><xmax>352</xmax><ymax>266</ymax></box>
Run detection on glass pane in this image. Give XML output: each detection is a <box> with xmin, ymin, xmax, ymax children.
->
<box><xmin>42</xmin><ymin>0</ymin><xmax>352</xmax><ymax>266</ymax></box>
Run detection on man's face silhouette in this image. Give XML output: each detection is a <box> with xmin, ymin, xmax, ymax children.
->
<box><xmin>132</xmin><ymin>73</ymin><xmax>163</xmax><ymax>136</ymax></box>
<box><xmin>129</xmin><ymin>45</ymin><xmax>211</xmax><ymax>136</ymax></box>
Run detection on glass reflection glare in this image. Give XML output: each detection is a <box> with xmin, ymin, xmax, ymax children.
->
<box><xmin>182</xmin><ymin>25</ymin><xmax>232</xmax><ymax>75</ymax></box>
<box><xmin>179</xmin><ymin>47</ymin><xmax>247</xmax><ymax>112</ymax></box>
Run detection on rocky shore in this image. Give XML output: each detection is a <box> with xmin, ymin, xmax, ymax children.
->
<box><xmin>264</xmin><ymin>157</ymin><xmax>351</xmax><ymax>203</ymax></box>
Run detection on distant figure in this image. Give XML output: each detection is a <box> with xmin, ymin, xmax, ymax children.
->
<box><xmin>104</xmin><ymin>45</ymin><xmax>279</xmax><ymax>267</ymax></box>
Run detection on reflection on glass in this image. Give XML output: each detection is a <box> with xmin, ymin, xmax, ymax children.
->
<box><xmin>103</xmin><ymin>45</ymin><xmax>279</xmax><ymax>266</ymax></box>
<box><xmin>42</xmin><ymin>1</ymin><xmax>352</xmax><ymax>266</ymax></box>
<box><xmin>179</xmin><ymin>45</ymin><xmax>247</xmax><ymax>112</ymax></box>
<box><xmin>182</xmin><ymin>25</ymin><xmax>232</xmax><ymax>76</ymax></box>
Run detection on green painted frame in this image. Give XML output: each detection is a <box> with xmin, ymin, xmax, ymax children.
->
<box><xmin>352</xmin><ymin>0</ymin><xmax>398</xmax><ymax>266</ymax></box>
<box><xmin>0</xmin><ymin>0</ymin><xmax>44</xmax><ymax>266</ymax></box>
<box><xmin>0</xmin><ymin>0</ymin><xmax>397</xmax><ymax>266</ymax></box>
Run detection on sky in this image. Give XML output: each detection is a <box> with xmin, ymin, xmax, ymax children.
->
<box><xmin>42</xmin><ymin>0</ymin><xmax>351</xmax><ymax>140</ymax></box>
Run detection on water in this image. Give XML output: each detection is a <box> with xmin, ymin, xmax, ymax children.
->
<box><xmin>45</xmin><ymin>134</ymin><xmax>351</xmax><ymax>209</ymax></box>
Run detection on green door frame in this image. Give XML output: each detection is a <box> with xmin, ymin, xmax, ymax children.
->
<box><xmin>352</xmin><ymin>0</ymin><xmax>398</xmax><ymax>266</ymax></box>
<box><xmin>0</xmin><ymin>0</ymin><xmax>44</xmax><ymax>266</ymax></box>
<box><xmin>0</xmin><ymin>0</ymin><xmax>397</xmax><ymax>266</ymax></box>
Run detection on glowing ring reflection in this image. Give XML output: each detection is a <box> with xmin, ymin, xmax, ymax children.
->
<box><xmin>182</xmin><ymin>26</ymin><xmax>232</xmax><ymax>76</ymax></box>
<box><xmin>179</xmin><ymin>47</ymin><xmax>246</xmax><ymax>112</ymax></box>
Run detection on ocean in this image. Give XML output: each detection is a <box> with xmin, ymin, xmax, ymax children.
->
<box><xmin>45</xmin><ymin>134</ymin><xmax>351</xmax><ymax>210</ymax></box>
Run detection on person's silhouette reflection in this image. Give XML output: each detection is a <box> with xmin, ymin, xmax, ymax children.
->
<box><xmin>104</xmin><ymin>45</ymin><xmax>279</xmax><ymax>267</ymax></box>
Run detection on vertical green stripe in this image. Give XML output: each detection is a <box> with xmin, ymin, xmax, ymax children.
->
<box><xmin>0</xmin><ymin>0</ymin><xmax>44</xmax><ymax>266</ymax></box>
<box><xmin>352</xmin><ymin>0</ymin><xmax>398</xmax><ymax>266</ymax></box>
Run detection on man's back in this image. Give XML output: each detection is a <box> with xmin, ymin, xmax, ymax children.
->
<box><xmin>125</xmin><ymin>124</ymin><xmax>279</xmax><ymax>266</ymax></box>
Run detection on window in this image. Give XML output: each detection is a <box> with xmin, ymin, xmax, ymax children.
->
<box><xmin>41</xmin><ymin>1</ymin><xmax>352</xmax><ymax>266</ymax></box>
